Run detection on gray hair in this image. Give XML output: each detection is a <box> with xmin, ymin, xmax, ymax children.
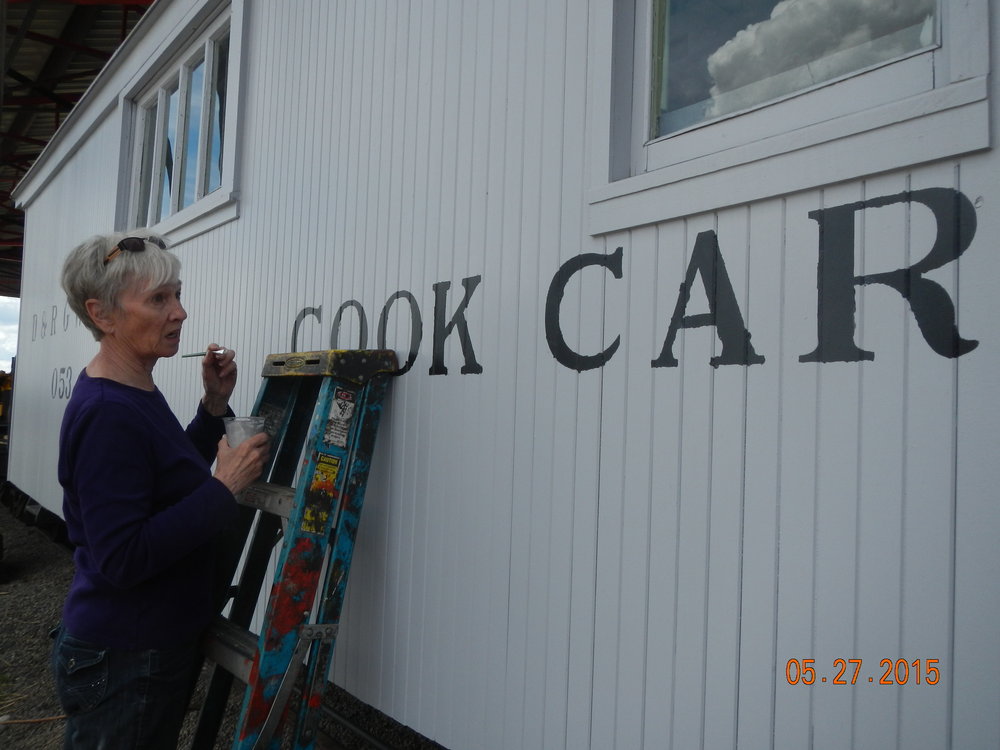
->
<box><xmin>61</xmin><ymin>232</ymin><xmax>180</xmax><ymax>341</ymax></box>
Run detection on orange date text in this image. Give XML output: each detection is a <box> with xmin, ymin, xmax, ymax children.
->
<box><xmin>784</xmin><ymin>658</ymin><xmax>940</xmax><ymax>685</ymax></box>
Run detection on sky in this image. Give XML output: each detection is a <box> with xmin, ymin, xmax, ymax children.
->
<box><xmin>0</xmin><ymin>296</ymin><xmax>20</xmax><ymax>372</ymax></box>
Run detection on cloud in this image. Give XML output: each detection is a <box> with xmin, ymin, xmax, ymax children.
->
<box><xmin>706</xmin><ymin>0</ymin><xmax>935</xmax><ymax>117</ymax></box>
<box><xmin>0</xmin><ymin>297</ymin><xmax>20</xmax><ymax>372</ymax></box>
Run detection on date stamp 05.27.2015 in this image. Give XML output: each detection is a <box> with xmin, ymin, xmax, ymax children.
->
<box><xmin>785</xmin><ymin>658</ymin><xmax>940</xmax><ymax>686</ymax></box>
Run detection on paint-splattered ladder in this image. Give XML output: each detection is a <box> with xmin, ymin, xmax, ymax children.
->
<box><xmin>189</xmin><ymin>350</ymin><xmax>398</xmax><ymax>750</ymax></box>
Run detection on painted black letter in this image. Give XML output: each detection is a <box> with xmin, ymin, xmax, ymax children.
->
<box><xmin>290</xmin><ymin>306</ymin><xmax>322</xmax><ymax>351</ymax></box>
<box><xmin>801</xmin><ymin>188</ymin><xmax>978</xmax><ymax>362</ymax></box>
<box><xmin>429</xmin><ymin>276</ymin><xmax>484</xmax><ymax>375</ymax></box>
<box><xmin>545</xmin><ymin>247</ymin><xmax>623</xmax><ymax>371</ymax></box>
<box><xmin>652</xmin><ymin>231</ymin><xmax>764</xmax><ymax>368</ymax></box>
<box><xmin>330</xmin><ymin>300</ymin><xmax>369</xmax><ymax>349</ymax></box>
<box><xmin>378</xmin><ymin>291</ymin><xmax>422</xmax><ymax>375</ymax></box>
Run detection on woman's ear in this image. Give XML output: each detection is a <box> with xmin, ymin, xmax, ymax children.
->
<box><xmin>85</xmin><ymin>298</ymin><xmax>115</xmax><ymax>335</ymax></box>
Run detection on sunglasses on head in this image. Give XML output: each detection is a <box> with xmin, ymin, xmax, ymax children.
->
<box><xmin>103</xmin><ymin>236</ymin><xmax>167</xmax><ymax>265</ymax></box>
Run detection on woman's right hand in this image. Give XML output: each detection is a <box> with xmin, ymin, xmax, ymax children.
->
<box><xmin>214</xmin><ymin>432</ymin><xmax>269</xmax><ymax>495</ymax></box>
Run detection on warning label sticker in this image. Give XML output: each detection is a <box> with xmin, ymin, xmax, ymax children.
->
<box><xmin>301</xmin><ymin>454</ymin><xmax>342</xmax><ymax>535</ymax></box>
<box><xmin>324</xmin><ymin>388</ymin><xmax>356</xmax><ymax>447</ymax></box>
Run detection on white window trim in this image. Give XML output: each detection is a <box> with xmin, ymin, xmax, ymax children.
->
<box><xmin>588</xmin><ymin>0</ymin><xmax>990</xmax><ymax>236</ymax></box>
<box><xmin>118</xmin><ymin>0</ymin><xmax>245</xmax><ymax>245</ymax></box>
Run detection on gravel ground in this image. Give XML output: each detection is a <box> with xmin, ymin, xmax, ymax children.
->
<box><xmin>0</xmin><ymin>510</ymin><xmax>74</xmax><ymax>749</ymax></box>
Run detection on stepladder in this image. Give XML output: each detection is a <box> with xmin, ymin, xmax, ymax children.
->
<box><xmin>191</xmin><ymin>349</ymin><xmax>398</xmax><ymax>750</ymax></box>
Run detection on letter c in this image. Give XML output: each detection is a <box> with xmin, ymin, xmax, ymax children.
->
<box><xmin>290</xmin><ymin>306</ymin><xmax>322</xmax><ymax>352</ymax></box>
<box><xmin>544</xmin><ymin>247</ymin><xmax>623</xmax><ymax>371</ymax></box>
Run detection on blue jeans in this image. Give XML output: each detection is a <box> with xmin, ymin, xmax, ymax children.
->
<box><xmin>50</xmin><ymin>625</ymin><xmax>202</xmax><ymax>750</ymax></box>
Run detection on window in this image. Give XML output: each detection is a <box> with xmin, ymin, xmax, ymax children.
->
<box><xmin>650</xmin><ymin>0</ymin><xmax>936</xmax><ymax>138</ymax></box>
<box><xmin>594</xmin><ymin>0</ymin><xmax>988</xmax><ymax>234</ymax></box>
<box><xmin>124</xmin><ymin>1</ymin><xmax>242</xmax><ymax>241</ymax></box>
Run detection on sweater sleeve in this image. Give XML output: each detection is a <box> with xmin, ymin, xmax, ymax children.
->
<box><xmin>185</xmin><ymin>400</ymin><xmax>234</xmax><ymax>463</ymax></box>
<box><xmin>66</xmin><ymin>400</ymin><xmax>236</xmax><ymax>589</ymax></box>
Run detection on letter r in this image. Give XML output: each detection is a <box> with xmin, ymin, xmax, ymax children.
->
<box><xmin>800</xmin><ymin>188</ymin><xmax>979</xmax><ymax>362</ymax></box>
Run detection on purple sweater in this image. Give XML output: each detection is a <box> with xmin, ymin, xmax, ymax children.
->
<box><xmin>58</xmin><ymin>369</ymin><xmax>237</xmax><ymax>650</ymax></box>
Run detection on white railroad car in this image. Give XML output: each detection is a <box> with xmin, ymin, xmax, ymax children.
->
<box><xmin>9</xmin><ymin>1</ymin><xmax>999</xmax><ymax>748</ymax></box>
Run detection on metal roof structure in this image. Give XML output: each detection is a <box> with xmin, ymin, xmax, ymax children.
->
<box><xmin>1</xmin><ymin>0</ymin><xmax>152</xmax><ymax>298</ymax></box>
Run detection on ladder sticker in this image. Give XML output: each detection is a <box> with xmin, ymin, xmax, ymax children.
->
<box><xmin>324</xmin><ymin>388</ymin><xmax>357</xmax><ymax>448</ymax></box>
<box><xmin>302</xmin><ymin>454</ymin><xmax>341</xmax><ymax>534</ymax></box>
<box><xmin>257</xmin><ymin>403</ymin><xmax>284</xmax><ymax>438</ymax></box>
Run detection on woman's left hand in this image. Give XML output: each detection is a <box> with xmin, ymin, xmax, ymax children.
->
<box><xmin>201</xmin><ymin>343</ymin><xmax>237</xmax><ymax>416</ymax></box>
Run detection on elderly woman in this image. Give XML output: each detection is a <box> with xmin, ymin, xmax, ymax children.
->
<box><xmin>51</xmin><ymin>233</ymin><xmax>269</xmax><ymax>749</ymax></box>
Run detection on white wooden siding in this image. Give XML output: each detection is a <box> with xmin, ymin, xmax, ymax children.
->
<box><xmin>9</xmin><ymin>2</ymin><xmax>1000</xmax><ymax>749</ymax></box>
<box><xmin>11</xmin><ymin>107</ymin><xmax>124</xmax><ymax>510</ymax></box>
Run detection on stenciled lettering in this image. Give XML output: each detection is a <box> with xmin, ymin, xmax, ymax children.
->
<box><xmin>51</xmin><ymin>365</ymin><xmax>74</xmax><ymax>399</ymax></box>
<box><xmin>651</xmin><ymin>230</ymin><xmax>764</xmax><ymax>368</ymax></box>
<box><xmin>289</xmin><ymin>274</ymin><xmax>481</xmax><ymax>377</ymax></box>
<box><xmin>32</xmin><ymin>304</ymin><xmax>61</xmax><ymax>341</ymax></box>
<box><xmin>378</xmin><ymin>291</ymin><xmax>422</xmax><ymax>375</ymax></box>
<box><xmin>290</xmin><ymin>306</ymin><xmax>322</xmax><ymax>352</ymax></box>
<box><xmin>801</xmin><ymin>188</ymin><xmax>979</xmax><ymax>362</ymax></box>
<box><xmin>429</xmin><ymin>276</ymin><xmax>483</xmax><ymax>375</ymax></box>
<box><xmin>282</xmin><ymin>187</ymin><xmax>980</xmax><ymax>376</ymax></box>
<box><xmin>545</xmin><ymin>247</ymin><xmax>623</xmax><ymax>371</ymax></box>
<box><xmin>544</xmin><ymin>187</ymin><xmax>979</xmax><ymax>372</ymax></box>
<box><xmin>331</xmin><ymin>300</ymin><xmax>369</xmax><ymax>349</ymax></box>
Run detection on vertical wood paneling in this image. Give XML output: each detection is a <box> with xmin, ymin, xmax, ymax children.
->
<box><xmin>9</xmin><ymin>109</ymin><xmax>123</xmax><ymax>512</ymax></box>
<box><xmin>773</xmin><ymin>189</ymin><xmax>823</xmax><ymax>750</ymax></box>
<box><xmin>614</xmin><ymin>227</ymin><xmax>657</xmax><ymax>750</ymax></box>
<box><xmin>703</xmin><ymin>208</ymin><xmax>751</xmax><ymax>750</ymax></box>
<box><xmin>589</xmin><ymin>229</ymin><xmax>630</xmax><ymax>750</ymax></box>
<box><xmin>643</xmin><ymin>219</ymin><xmax>688</xmax><ymax>750</ymax></box>
<box><xmin>478</xmin><ymin>0</ymin><xmax>515</xmax><ymax>744</ymax></box>
<box><xmin>952</xmin><ymin>136</ymin><xmax>1000</xmax><ymax>750</ymax></box>
<box><xmin>737</xmin><ymin>197</ymin><xmax>786</xmax><ymax>749</ymax></box>
<box><xmin>560</xmin><ymin>71</ymin><xmax>603</xmax><ymax>750</ymax></box>
<box><xmin>502</xmin><ymin>0</ymin><xmax>536</xmax><ymax>742</ymax></box>
<box><xmin>811</xmin><ymin>182</ymin><xmax>864</xmax><ymax>750</ymax></box>
<box><xmin>369</xmin><ymin>1</ymin><xmax>410</xmax><ymax>717</ymax></box>
<box><xmin>852</xmin><ymin>172</ymin><xmax>908</xmax><ymax>750</ymax></box>
<box><xmin>672</xmin><ymin>215</ymin><xmax>717</xmax><ymax>750</ymax></box>
<box><xmin>536</xmin><ymin>2</ymin><xmax>570</xmax><ymax>746</ymax></box>
<box><xmin>518</xmin><ymin>0</ymin><xmax>550</xmax><ymax>744</ymax></box>
<box><xmin>344</xmin><ymin>0</ymin><xmax>384</xmax><ymax>701</ymax></box>
<box><xmin>896</xmin><ymin>165</ymin><xmax>960</xmax><ymax>750</ymax></box>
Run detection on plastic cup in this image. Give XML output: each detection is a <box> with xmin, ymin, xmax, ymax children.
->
<box><xmin>224</xmin><ymin>416</ymin><xmax>266</xmax><ymax>447</ymax></box>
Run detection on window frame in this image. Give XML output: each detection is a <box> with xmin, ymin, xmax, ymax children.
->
<box><xmin>121</xmin><ymin>0</ymin><xmax>243</xmax><ymax>243</ymax></box>
<box><xmin>591</xmin><ymin>0</ymin><xmax>990</xmax><ymax>235</ymax></box>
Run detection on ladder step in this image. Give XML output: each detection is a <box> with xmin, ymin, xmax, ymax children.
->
<box><xmin>261</xmin><ymin>349</ymin><xmax>397</xmax><ymax>382</ymax></box>
<box><xmin>203</xmin><ymin>616</ymin><xmax>257</xmax><ymax>684</ymax></box>
<box><xmin>238</xmin><ymin>481</ymin><xmax>295</xmax><ymax>519</ymax></box>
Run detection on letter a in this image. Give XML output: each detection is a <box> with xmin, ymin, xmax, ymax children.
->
<box><xmin>652</xmin><ymin>231</ymin><xmax>764</xmax><ymax>368</ymax></box>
